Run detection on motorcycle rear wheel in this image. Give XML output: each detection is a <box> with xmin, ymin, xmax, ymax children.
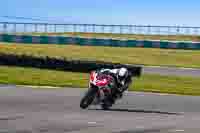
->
<box><xmin>101</xmin><ymin>102</ymin><xmax>112</xmax><ymax>110</ymax></box>
<box><xmin>101</xmin><ymin>96</ymin><xmax>113</xmax><ymax>110</ymax></box>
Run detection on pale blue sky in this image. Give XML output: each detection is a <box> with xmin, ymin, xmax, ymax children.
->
<box><xmin>1</xmin><ymin>0</ymin><xmax>199</xmax><ymax>26</ymax></box>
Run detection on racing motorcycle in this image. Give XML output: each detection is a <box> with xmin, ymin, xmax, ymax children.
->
<box><xmin>80</xmin><ymin>70</ymin><xmax>119</xmax><ymax>110</ymax></box>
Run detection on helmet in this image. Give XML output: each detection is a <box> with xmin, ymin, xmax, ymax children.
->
<box><xmin>117</xmin><ymin>67</ymin><xmax>128</xmax><ymax>84</ymax></box>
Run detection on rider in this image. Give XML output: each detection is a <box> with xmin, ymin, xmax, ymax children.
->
<box><xmin>98</xmin><ymin>67</ymin><xmax>132</xmax><ymax>98</ymax></box>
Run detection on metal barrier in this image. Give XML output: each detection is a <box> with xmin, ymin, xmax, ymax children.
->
<box><xmin>1</xmin><ymin>22</ymin><xmax>200</xmax><ymax>35</ymax></box>
<box><xmin>0</xmin><ymin>34</ymin><xmax>200</xmax><ymax>50</ymax></box>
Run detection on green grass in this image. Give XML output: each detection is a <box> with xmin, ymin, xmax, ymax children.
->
<box><xmin>19</xmin><ymin>32</ymin><xmax>200</xmax><ymax>42</ymax></box>
<box><xmin>1</xmin><ymin>43</ymin><xmax>200</xmax><ymax>68</ymax></box>
<box><xmin>0</xmin><ymin>65</ymin><xmax>88</xmax><ymax>88</ymax></box>
<box><xmin>0</xmin><ymin>65</ymin><xmax>200</xmax><ymax>96</ymax></box>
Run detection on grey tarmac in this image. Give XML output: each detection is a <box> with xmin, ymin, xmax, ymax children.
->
<box><xmin>143</xmin><ymin>66</ymin><xmax>200</xmax><ymax>77</ymax></box>
<box><xmin>0</xmin><ymin>85</ymin><xmax>200</xmax><ymax>133</ymax></box>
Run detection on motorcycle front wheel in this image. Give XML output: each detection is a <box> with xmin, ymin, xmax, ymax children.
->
<box><xmin>80</xmin><ymin>87</ymin><xmax>98</xmax><ymax>109</ymax></box>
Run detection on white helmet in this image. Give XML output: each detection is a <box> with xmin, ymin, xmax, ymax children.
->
<box><xmin>117</xmin><ymin>67</ymin><xmax>128</xmax><ymax>84</ymax></box>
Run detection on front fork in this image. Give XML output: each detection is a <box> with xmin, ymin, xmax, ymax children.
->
<box><xmin>93</xmin><ymin>88</ymin><xmax>112</xmax><ymax>105</ymax></box>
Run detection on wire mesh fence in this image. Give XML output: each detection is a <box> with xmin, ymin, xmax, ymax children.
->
<box><xmin>1</xmin><ymin>22</ymin><xmax>200</xmax><ymax>36</ymax></box>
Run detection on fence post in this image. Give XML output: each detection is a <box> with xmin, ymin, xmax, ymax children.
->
<box><xmin>176</xmin><ymin>26</ymin><xmax>180</xmax><ymax>35</ymax></box>
<box><xmin>13</xmin><ymin>23</ymin><xmax>16</xmax><ymax>33</ymax></box>
<box><xmin>109</xmin><ymin>25</ymin><xmax>112</xmax><ymax>33</ymax></box>
<box><xmin>3</xmin><ymin>22</ymin><xmax>7</xmax><ymax>33</ymax></box>
<box><xmin>34</xmin><ymin>24</ymin><xmax>38</xmax><ymax>33</ymax></box>
<box><xmin>100</xmin><ymin>25</ymin><xmax>104</xmax><ymax>33</ymax></box>
<box><xmin>129</xmin><ymin>25</ymin><xmax>132</xmax><ymax>34</ymax></box>
<box><xmin>84</xmin><ymin>24</ymin><xmax>87</xmax><ymax>32</ymax></box>
<box><xmin>92</xmin><ymin>24</ymin><xmax>95</xmax><ymax>33</ymax></box>
<box><xmin>120</xmin><ymin>25</ymin><xmax>122</xmax><ymax>34</ymax></box>
<box><xmin>54</xmin><ymin>24</ymin><xmax>57</xmax><ymax>33</ymax></box>
<box><xmin>64</xmin><ymin>24</ymin><xmax>67</xmax><ymax>32</ymax></box>
<box><xmin>24</xmin><ymin>24</ymin><xmax>27</xmax><ymax>33</ymax></box>
<box><xmin>167</xmin><ymin>26</ymin><xmax>170</xmax><ymax>35</ymax></box>
<box><xmin>45</xmin><ymin>24</ymin><xmax>47</xmax><ymax>33</ymax></box>
<box><xmin>73</xmin><ymin>24</ymin><xmax>76</xmax><ymax>33</ymax></box>
<box><xmin>157</xmin><ymin>26</ymin><xmax>160</xmax><ymax>35</ymax></box>
<box><xmin>147</xmin><ymin>25</ymin><xmax>151</xmax><ymax>34</ymax></box>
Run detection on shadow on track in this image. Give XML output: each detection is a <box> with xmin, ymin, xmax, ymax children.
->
<box><xmin>112</xmin><ymin>127</ymin><xmax>174</xmax><ymax>133</ymax></box>
<box><xmin>89</xmin><ymin>108</ymin><xmax>182</xmax><ymax>115</ymax></box>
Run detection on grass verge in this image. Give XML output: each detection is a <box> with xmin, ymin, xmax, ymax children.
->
<box><xmin>0</xmin><ymin>65</ymin><xmax>200</xmax><ymax>96</ymax></box>
<box><xmin>0</xmin><ymin>43</ymin><xmax>200</xmax><ymax>68</ymax></box>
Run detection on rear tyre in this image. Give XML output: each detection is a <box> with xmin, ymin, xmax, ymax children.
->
<box><xmin>80</xmin><ymin>87</ymin><xmax>98</xmax><ymax>109</ymax></box>
<box><xmin>101</xmin><ymin>97</ymin><xmax>113</xmax><ymax>110</ymax></box>
<box><xmin>101</xmin><ymin>102</ymin><xmax>112</xmax><ymax>110</ymax></box>
<box><xmin>101</xmin><ymin>104</ymin><xmax>110</xmax><ymax>110</ymax></box>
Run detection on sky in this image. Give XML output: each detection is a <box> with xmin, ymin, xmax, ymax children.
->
<box><xmin>0</xmin><ymin>0</ymin><xmax>199</xmax><ymax>26</ymax></box>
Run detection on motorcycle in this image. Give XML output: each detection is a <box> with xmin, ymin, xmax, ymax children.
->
<box><xmin>80</xmin><ymin>70</ymin><xmax>118</xmax><ymax>110</ymax></box>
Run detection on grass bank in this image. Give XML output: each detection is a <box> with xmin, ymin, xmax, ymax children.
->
<box><xmin>0</xmin><ymin>65</ymin><xmax>200</xmax><ymax>96</ymax></box>
<box><xmin>0</xmin><ymin>43</ymin><xmax>200</xmax><ymax>68</ymax></box>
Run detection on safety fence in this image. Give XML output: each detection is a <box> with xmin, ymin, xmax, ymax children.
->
<box><xmin>0</xmin><ymin>34</ymin><xmax>200</xmax><ymax>50</ymax></box>
<box><xmin>1</xmin><ymin>22</ymin><xmax>200</xmax><ymax>35</ymax></box>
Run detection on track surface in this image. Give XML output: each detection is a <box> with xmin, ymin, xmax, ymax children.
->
<box><xmin>143</xmin><ymin>66</ymin><xmax>200</xmax><ymax>77</ymax></box>
<box><xmin>0</xmin><ymin>85</ymin><xmax>200</xmax><ymax>133</ymax></box>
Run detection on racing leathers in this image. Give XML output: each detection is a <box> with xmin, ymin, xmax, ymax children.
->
<box><xmin>98</xmin><ymin>68</ymin><xmax>132</xmax><ymax>97</ymax></box>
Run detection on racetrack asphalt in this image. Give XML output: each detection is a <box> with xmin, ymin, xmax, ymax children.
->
<box><xmin>143</xmin><ymin>66</ymin><xmax>200</xmax><ymax>77</ymax></box>
<box><xmin>0</xmin><ymin>85</ymin><xmax>200</xmax><ymax>133</ymax></box>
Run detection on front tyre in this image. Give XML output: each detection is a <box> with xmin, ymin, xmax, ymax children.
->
<box><xmin>80</xmin><ymin>87</ymin><xmax>98</xmax><ymax>109</ymax></box>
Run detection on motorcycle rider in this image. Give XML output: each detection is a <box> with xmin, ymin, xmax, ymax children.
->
<box><xmin>98</xmin><ymin>67</ymin><xmax>132</xmax><ymax>99</ymax></box>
